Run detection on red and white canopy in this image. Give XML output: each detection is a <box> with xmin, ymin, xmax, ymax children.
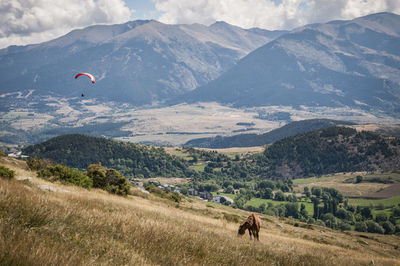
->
<box><xmin>75</xmin><ymin>73</ymin><xmax>95</xmax><ymax>84</ymax></box>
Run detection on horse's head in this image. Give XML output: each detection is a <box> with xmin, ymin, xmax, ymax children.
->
<box><xmin>237</xmin><ymin>222</ymin><xmax>247</xmax><ymax>236</ymax></box>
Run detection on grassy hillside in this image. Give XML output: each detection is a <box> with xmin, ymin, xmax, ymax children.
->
<box><xmin>1</xmin><ymin>157</ymin><xmax>400</xmax><ymax>265</ymax></box>
<box><xmin>184</xmin><ymin>119</ymin><xmax>354</xmax><ymax>148</ymax></box>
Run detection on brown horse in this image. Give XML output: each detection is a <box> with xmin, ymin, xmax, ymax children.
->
<box><xmin>238</xmin><ymin>213</ymin><xmax>261</xmax><ymax>240</ymax></box>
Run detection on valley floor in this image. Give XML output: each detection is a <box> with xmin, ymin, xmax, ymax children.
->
<box><xmin>2</xmin><ymin>92</ymin><xmax>400</xmax><ymax>146</ymax></box>
<box><xmin>1</xmin><ymin>157</ymin><xmax>400</xmax><ymax>265</ymax></box>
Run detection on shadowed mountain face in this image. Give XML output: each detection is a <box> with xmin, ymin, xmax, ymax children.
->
<box><xmin>0</xmin><ymin>20</ymin><xmax>284</xmax><ymax>105</ymax></box>
<box><xmin>178</xmin><ymin>12</ymin><xmax>400</xmax><ymax>117</ymax></box>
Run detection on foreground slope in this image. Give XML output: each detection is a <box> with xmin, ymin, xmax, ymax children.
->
<box><xmin>180</xmin><ymin>12</ymin><xmax>400</xmax><ymax>116</ymax></box>
<box><xmin>1</xmin><ymin>157</ymin><xmax>399</xmax><ymax>265</ymax></box>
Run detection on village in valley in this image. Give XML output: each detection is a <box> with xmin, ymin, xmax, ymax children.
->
<box><xmin>130</xmin><ymin>179</ymin><xmax>235</xmax><ymax>205</ymax></box>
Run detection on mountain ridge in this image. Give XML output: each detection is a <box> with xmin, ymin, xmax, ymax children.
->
<box><xmin>176</xmin><ymin>12</ymin><xmax>400</xmax><ymax>117</ymax></box>
<box><xmin>184</xmin><ymin>119</ymin><xmax>355</xmax><ymax>148</ymax></box>
<box><xmin>0</xmin><ymin>19</ymin><xmax>283</xmax><ymax>105</ymax></box>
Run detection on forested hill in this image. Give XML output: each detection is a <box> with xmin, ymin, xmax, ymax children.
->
<box><xmin>22</xmin><ymin>128</ymin><xmax>400</xmax><ymax>181</ymax></box>
<box><xmin>22</xmin><ymin>134</ymin><xmax>188</xmax><ymax>178</ymax></box>
<box><xmin>262</xmin><ymin>127</ymin><xmax>400</xmax><ymax>179</ymax></box>
<box><xmin>184</xmin><ymin>119</ymin><xmax>354</xmax><ymax>148</ymax></box>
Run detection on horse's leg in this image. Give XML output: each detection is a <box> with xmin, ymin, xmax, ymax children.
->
<box><xmin>248</xmin><ymin>229</ymin><xmax>252</xmax><ymax>240</ymax></box>
<box><xmin>255</xmin><ymin>230</ymin><xmax>259</xmax><ymax>241</ymax></box>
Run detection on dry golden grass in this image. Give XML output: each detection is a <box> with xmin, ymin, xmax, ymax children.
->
<box><xmin>1</xmin><ymin>157</ymin><xmax>400</xmax><ymax>265</ymax></box>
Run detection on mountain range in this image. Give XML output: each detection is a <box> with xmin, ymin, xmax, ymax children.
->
<box><xmin>178</xmin><ymin>12</ymin><xmax>400</xmax><ymax>117</ymax></box>
<box><xmin>0</xmin><ymin>20</ymin><xmax>283</xmax><ymax>105</ymax></box>
<box><xmin>2</xmin><ymin>12</ymin><xmax>399</xmax><ymax>115</ymax></box>
<box><xmin>1</xmin><ymin>12</ymin><xmax>400</xmax><ymax>146</ymax></box>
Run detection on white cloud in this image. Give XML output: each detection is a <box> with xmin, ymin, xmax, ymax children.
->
<box><xmin>0</xmin><ymin>0</ymin><xmax>131</xmax><ymax>48</ymax></box>
<box><xmin>152</xmin><ymin>0</ymin><xmax>400</xmax><ymax>30</ymax></box>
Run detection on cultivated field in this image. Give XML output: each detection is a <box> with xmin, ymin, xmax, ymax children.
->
<box><xmin>1</xmin><ymin>158</ymin><xmax>400</xmax><ymax>265</ymax></box>
<box><xmin>293</xmin><ymin>172</ymin><xmax>400</xmax><ymax>198</ymax></box>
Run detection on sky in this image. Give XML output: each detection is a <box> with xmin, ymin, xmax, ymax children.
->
<box><xmin>1</xmin><ymin>0</ymin><xmax>400</xmax><ymax>49</ymax></box>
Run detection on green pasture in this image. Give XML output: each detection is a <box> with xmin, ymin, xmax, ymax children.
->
<box><xmin>245</xmin><ymin>197</ymin><xmax>314</xmax><ymax>214</ymax></box>
<box><xmin>166</xmin><ymin>148</ymin><xmax>193</xmax><ymax>160</ymax></box>
<box><xmin>214</xmin><ymin>192</ymin><xmax>315</xmax><ymax>215</ymax></box>
<box><xmin>292</xmin><ymin>175</ymin><xmax>336</xmax><ymax>184</ymax></box>
<box><xmin>190</xmin><ymin>163</ymin><xmax>207</xmax><ymax>171</ymax></box>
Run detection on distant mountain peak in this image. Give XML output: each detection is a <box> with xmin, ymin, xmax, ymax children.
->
<box><xmin>0</xmin><ymin>18</ymin><xmax>282</xmax><ymax>106</ymax></box>
<box><xmin>178</xmin><ymin>12</ymin><xmax>400</xmax><ymax>117</ymax></box>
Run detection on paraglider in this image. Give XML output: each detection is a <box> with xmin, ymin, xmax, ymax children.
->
<box><xmin>75</xmin><ymin>72</ymin><xmax>95</xmax><ymax>97</ymax></box>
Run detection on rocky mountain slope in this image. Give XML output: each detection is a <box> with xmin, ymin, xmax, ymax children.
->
<box><xmin>179</xmin><ymin>12</ymin><xmax>400</xmax><ymax>117</ymax></box>
<box><xmin>0</xmin><ymin>20</ymin><xmax>283</xmax><ymax>105</ymax></box>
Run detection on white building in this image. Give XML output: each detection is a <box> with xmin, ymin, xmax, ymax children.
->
<box><xmin>212</xmin><ymin>195</ymin><xmax>234</xmax><ymax>204</ymax></box>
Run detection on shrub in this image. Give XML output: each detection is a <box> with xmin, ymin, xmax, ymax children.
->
<box><xmin>380</xmin><ymin>221</ymin><xmax>395</xmax><ymax>234</ymax></box>
<box><xmin>274</xmin><ymin>190</ymin><xmax>285</xmax><ymax>201</ymax></box>
<box><xmin>355</xmin><ymin>221</ymin><xmax>367</xmax><ymax>232</ymax></box>
<box><xmin>284</xmin><ymin>203</ymin><xmax>299</xmax><ymax>219</ymax></box>
<box><xmin>147</xmin><ymin>185</ymin><xmax>182</xmax><ymax>203</ymax></box>
<box><xmin>0</xmin><ymin>166</ymin><xmax>15</xmax><ymax>179</ymax></box>
<box><xmin>336</xmin><ymin>208</ymin><xmax>353</xmax><ymax>221</ymax></box>
<box><xmin>223</xmin><ymin>213</ymin><xmax>240</xmax><ymax>223</ymax></box>
<box><xmin>360</xmin><ymin>207</ymin><xmax>372</xmax><ymax>219</ymax></box>
<box><xmin>375</xmin><ymin>212</ymin><xmax>388</xmax><ymax>223</ymax></box>
<box><xmin>338</xmin><ymin>221</ymin><xmax>351</xmax><ymax>231</ymax></box>
<box><xmin>26</xmin><ymin>157</ymin><xmax>53</xmax><ymax>171</ymax></box>
<box><xmin>86</xmin><ymin>164</ymin><xmax>129</xmax><ymax>196</ymax></box>
<box><xmin>39</xmin><ymin>164</ymin><xmax>93</xmax><ymax>188</ymax></box>
<box><xmin>321</xmin><ymin>213</ymin><xmax>339</xmax><ymax>229</ymax></box>
<box><xmin>393</xmin><ymin>207</ymin><xmax>400</xmax><ymax>217</ymax></box>
<box><xmin>224</xmin><ymin>185</ymin><xmax>234</xmax><ymax>194</ymax></box>
<box><xmin>366</xmin><ymin>220</ymin><xmax>384</xmax><ymax>234</ymax></box>
<box><xmin>395</xmin><ymin>225</ymin><xmax>400</xmax><ymax>233</ymax></box>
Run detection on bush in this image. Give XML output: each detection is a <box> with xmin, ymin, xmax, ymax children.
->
<box><xmin>380</xmin><ymin>221</ymin><xmax>395</xmax><ymax>234</ymax></box>
<box><xmin>355</xmin><ymin>221</ymin><xmax>367</xmax><ymax>232</ymax></box>
<box><xmin>274</xmin><ymin>190</ymin><xmax>285</xmax><ymax>201</ymax></box>
<box><xmin>393</xmin><ymin>207</ymin><xmax>400</xmax><ymax>217</ymax></box>
<box><xmin>86</xmin><ymin>164</ymin><xmax>129</xmax><ymax>196</ymax></box>
<box><xmin>336</xmin><ymin>208</ymin><xmax>353</xmax><ymax>221</ymax></box>
<box><xmin>39</xmin><ymin>164</ymin><xmax>93</xmax><ymax>188</ymax></box>
<box><xmin>375</xmin><ymin>212</ymin><xmax>388</xmax><ymax>223</ymax></box>
<box><xmin>26</xmin><ymin>157</ymin><xmax>53</xmax><ymax>171</ymax></box>
<box><xmin>366</xmin><ymin>220</ymin><xmax>384</xmax><ymax>234</ymax></box>
<box><xmin>224</xmin><ymin>185</ymin><xmax>234</xmax><ymax>194</ymax></box>
<box><xmin>223</xmin><ymin>213</ymin><xmax>240</xmax><ymax>223</ymax></box>
<box><xmin>284</xmin><ymin>203</ymin><xmax>299</xmax><ymax>219</ymax></box>
<box><xmin>0</xmin><ymin>166</ymin><xmax>15</xmax><ymax>179</ymax></box>
<box><xmin>395</xmin><ymin>225</ymin><xmax>400</xmax><ymax>233</ymax></box>
<box><xmin>360</xmin><ymin>207</ymin><xmax>372</xmax><ymax>219</ymax></box>
<box><xmin>321</xmin><ymin>213</ymin><xmax>339</xmax><ymax>229</ymax></box>
<box><xmin>338</xmin><ymin>221</ymin><xmax>351</xmax><ymax>231</ymax></box>
<box><xmin>147</xmin><ymin>185</ymin><xmax>182</xmax><ymax>203</ymax></box>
